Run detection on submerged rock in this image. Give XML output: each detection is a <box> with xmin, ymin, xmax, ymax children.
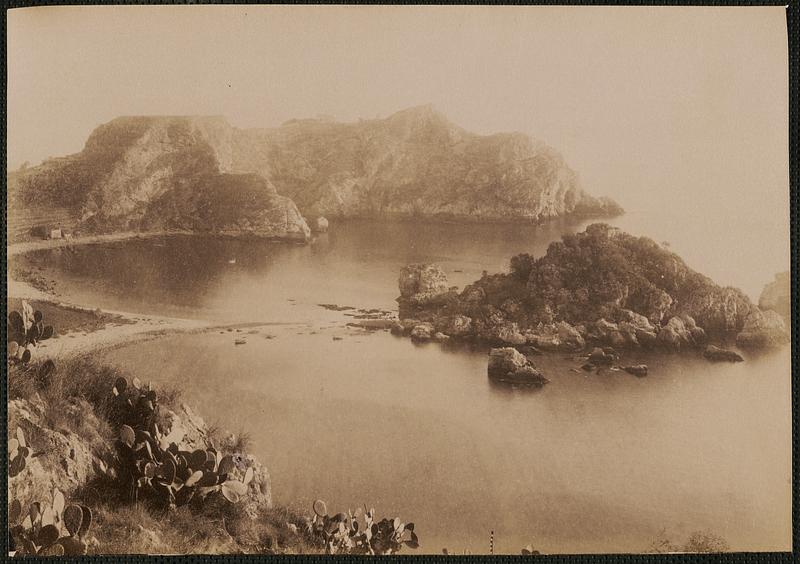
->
<box><xmin>623</xmin><ymin>364</ymin><xmax>648</xmax><ymax>377</ymax></box>
<box><xmin>487</xmin><ymin>347</ymin><xmax>549</xmax><ymax>385</ymax></box>
<box><xmin>703</xmin><ymin>345</ymin><xmax>744</xmax><ymax>362</ymax></box>
<box><xmin>588</xmin><ymin>347</ymin><xmax>618</xmax><ymax>365</ymax></box>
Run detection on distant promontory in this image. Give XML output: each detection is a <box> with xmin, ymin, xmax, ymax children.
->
<box><xmin>9</xmin><ymin>107</ymin><xmax>621</xmax><ymax>240</ymax></box>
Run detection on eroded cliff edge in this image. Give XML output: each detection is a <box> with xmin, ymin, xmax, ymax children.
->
<box><xmin>9</xmin><ymin>107</ymin><xmax>621</xmax><ymax>233</ymax></box>
<box><xmin>9</xmin><ymin>116</ymin><xmax>310</xmax><ymax>241</ymax></box>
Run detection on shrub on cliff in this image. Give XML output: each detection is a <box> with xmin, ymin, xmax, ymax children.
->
<box><xmin>514</xmin><ymin>224</ymin><xmax>753</xmax><ymax>332</ymax></box>
<box><xmin>509</xmin><ymin>253</ymin><xmax>536</xmax><ymax>282</ymax></box>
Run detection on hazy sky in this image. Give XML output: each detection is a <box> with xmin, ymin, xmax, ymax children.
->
<box><xmin>7</xmin><ymin>5</ymin><xmax>789</xmax><ymax>276</ymax></box>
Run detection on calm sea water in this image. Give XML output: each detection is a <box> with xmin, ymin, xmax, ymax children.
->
<box><xmin>16</xmin><ymin>218</ymin><xmax>792</xmax><ymax>554</ymax></box>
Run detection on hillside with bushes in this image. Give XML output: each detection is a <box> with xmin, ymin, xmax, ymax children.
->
<box><xmin>395</xmin><ymin>223</ymin><xmax>789</xmax><ymax>351</ymax></box>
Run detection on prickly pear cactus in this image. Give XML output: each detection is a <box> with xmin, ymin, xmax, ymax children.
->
<box><xmin>109</xmin><ymin>377</ymin><xmax>256</xmax><ymax>511</ymax></box>
<box><xmin>8</xmin><ymin>428</ymin><xmax>32</xmax><ymax>478</ymax></box>
<box><xmin>7</xmin><ymin>301</ymin><xmax>55</xmax><ymax>365</ymax></box>
<box><xmin>306</xmin><ymin>500</ymin><xmax>419</xmax><ymax>555</ymax></box>
<box><xmin>8</xmin><ymin>489</ymin><xmax>94</xmax><ymax>557</ymax></box>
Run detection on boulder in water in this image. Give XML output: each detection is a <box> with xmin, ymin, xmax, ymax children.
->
<box><xmin>588</xmin><ymin>347</ymin><xmax>618</xmax><ymax>365</ymax></box>
<box><xmin>703</xmin><ymin>345</ymin><xmax>744</xmax><ymax>362</ymax></box>
<box><xmin>398</xmin><ymin>264</ymin><xmax>450</xmax><ymax>302</ymax></box>
<box><xmin>488</xmin><ymin>347</ymin><xmax>549</xmax><ymax>385</ymax></box>
<box><xmin>623</xmin><ymin>364</ymin><xmax>648</xmax><ymax>377</ymax></box>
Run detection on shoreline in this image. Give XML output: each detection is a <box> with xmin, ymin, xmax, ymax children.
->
<box><xmin>7</xmin><ymin>274</ymin><xmax>214</xmax><ymax>358</ymax></box>
<box><xmin>6</xmin><ymin>228</ymin><xmax>313</xmax><ymax>258</ymax></box>
<box><xmin>5</xmin><ymin>228</ymin><xmax>314</xmax><ymax>359</ymax></box>
<box><xmin>5</xmin><ymin>208</ymin><xmax>623</xmax><ymax>257</ymax></box>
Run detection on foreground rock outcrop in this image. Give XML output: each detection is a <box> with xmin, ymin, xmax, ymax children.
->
<box><xmin>8</xmin><ymin>392</ymin><xmax>272</xmax><ymax>524</ymax></box>
<box><xmin>395</xmin><ymin>224</ymin><xmax>789</xmax><ymax>352</ymax></box>
<box><xmin>10</xmin><ymin>107</ymin><xmax>621</xmax><ymax>229</ymax></box>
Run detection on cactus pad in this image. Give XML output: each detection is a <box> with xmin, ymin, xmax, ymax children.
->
<box><xmin>36</xmin><ymin>524</ymin><xmax>60</xmax><ymax>547</ymax></box>
<box><xmin>10</xmin><ymin>499</ymin><xmax>22</xmax><ymax>524</ymax></box>
<box><xmin>184</xmin><ymin>470</ymin><xmax>204</xmax><ymax>487</ymax></box>
<box><xmin>188</xmin><ymin>449</ymin><xmax>207</xmax><ymax>470</ymax></box>
<box><xmin>220</xmin><ymin>483</ymin><xmax>241</xmax><ymax>503</ymax></box>
<box><xmin>218</xmin><ymin>455</ymin><xmax>235</xmax><ymax>475</ymax></box>
<box><xmin>159</xmin><ymin>458</ymin><xmax>177</xmax><ymax>484</ymax></box>
<box><xmin>57</xmin><ymin>535</ymin><xmax>88</xmax><ymax>556</ymax></box>
<box><xmin>63</xmin><ymin>504</ymin><xmax>84</xmax><ymax>536</ymax></box>
<box><xmin>113</xmin><ymin>377</ymin><xmax>127</xmax><ymax>396</ymax></box>
<box><xmin>78</xmin><ymin>505</ymin><xmax>92</xmax><ymax>536</ymax></box>
<box><xmin>120</xmin><ymin>425</ymin><xmax>135</xmax><ymax>448</ymax></box>
<box><xmin>52</xmin><ymin>488</ymin><xmax>65</xmax><ymax>517</ymax></box>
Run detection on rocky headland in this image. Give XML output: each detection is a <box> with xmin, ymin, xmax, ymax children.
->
<box><xmin>9</xmin><ymin>116</ymin><xmax>310</xmax><ymax>242</ymax></box>
<box><xmin>393</xmin><ymin>224</ymin><xmax>789</xmax><ymax>356</ymax></box>
<box><xmin>758</xmin><ymin>271</ymin><xmax>790</xmax><ymax>325</ymax></box>
<box><xmin>9</xmin><ymin>106</ymin><xmax>621</xmax><ymax>242</ymax></box>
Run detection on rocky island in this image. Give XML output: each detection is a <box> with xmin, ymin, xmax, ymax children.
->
<box><xmin>8</xmin><ymin>107</ymin><xmax>621</xmax><ymax>243</ymax></box>
<box><xmin>394</xmin><ymin>223</ymin><xmax>789</xmax><ymax>355</ymax></box>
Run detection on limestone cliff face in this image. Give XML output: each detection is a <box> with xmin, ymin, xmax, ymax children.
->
<box><xmin>11</xmin><ymin>116</ymin><xmax>310</xmax><ymax>241</ymax></box>
<box><xmin>231</xmin><ymin>105</ymin><xmax>622</xmax><ymax>220</ymax></box>
<box><xmin>12</xmin><ymin>107</ymin><xmax>621</xmax><ymax>230</ymax></box>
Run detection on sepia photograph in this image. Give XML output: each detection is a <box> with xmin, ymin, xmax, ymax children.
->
<box><xmin>5</xmin><ymin>4</ymin><xmax>792</xmax><ymax>557</ymax></box>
